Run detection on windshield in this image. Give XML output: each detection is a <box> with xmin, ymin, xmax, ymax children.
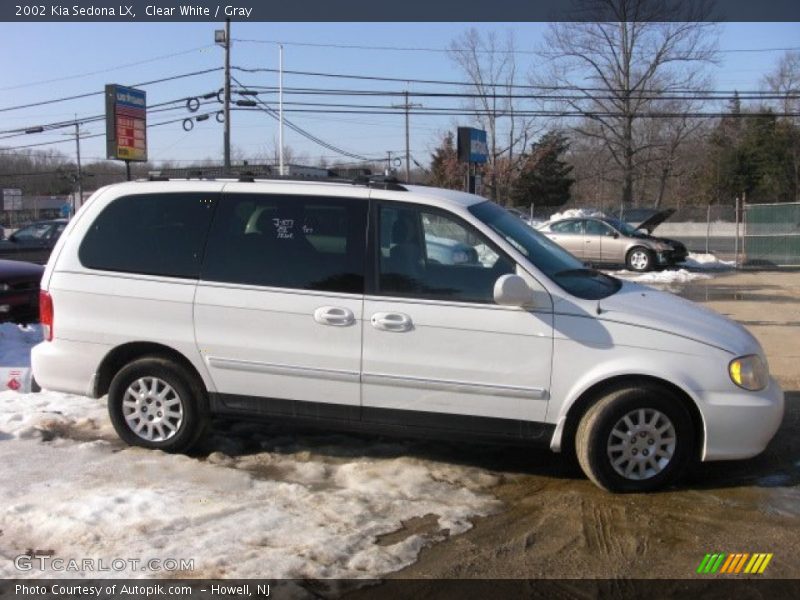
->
<box><xmin>469</xmin><ymin>201</ymin><xmax>621</xmax><ymax>300</ymax></box>
<box><xmin>604</xmin><ymin>217</ymin><xmax>644</xmax><ymax>237</ymax></box>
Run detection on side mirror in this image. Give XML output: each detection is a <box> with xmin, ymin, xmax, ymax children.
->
<box><xmin>493</xmin><ymin>274</ymin><xmax>534</xmax><ymax>307</ymax></box>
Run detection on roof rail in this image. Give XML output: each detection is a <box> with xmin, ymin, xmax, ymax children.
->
<box><xmin>142</xmin><ymin>169</ymin><xmax>408</xmax><ymax>191</ymax></box>
<box><xmin>353</xmin><ymin>174</ymin><xmax>407</xmax><ymax>191</ymax></box>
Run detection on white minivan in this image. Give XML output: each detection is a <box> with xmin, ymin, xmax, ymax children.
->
<box><xmin>32</xmin><ymin>177</ymin><xmax>784</xmax><ymax>492</ymax></box>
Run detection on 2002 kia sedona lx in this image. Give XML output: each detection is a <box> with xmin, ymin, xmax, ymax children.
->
<box><xmin>32</xmin><ymin>178</ymin><xmax>784</xmax><ymax>492</ymax></box>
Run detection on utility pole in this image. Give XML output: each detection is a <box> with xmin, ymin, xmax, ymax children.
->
<box><xmin>279</xmin><ymin>43</ymin><xmax>284</xmax><ymax>176</ymax></box>
<box><xmin>391</xmin><ymin>91</ymin><xmax>421</xmax><ymax>183</ymax></box>
<box><xmin>223</xmin><ymin>18</ymin><xmax>231</xmax><ymax>169</ymax></box>
<box><xmin>74</xmin><ymin>121</ymin><xmax>83</xmax><ymax>214</ymax></box>
<box><xmin>61</xmin><ymin>119</ymin><xmax>87</xmax><ymax>215</ymax></box>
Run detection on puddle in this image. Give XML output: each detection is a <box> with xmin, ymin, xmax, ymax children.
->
<box><xmin>376</xmin><ymin>513</ymin><xmax>447</xmax><ymax>546</ymax></box>
<box><xmin>675</xmin><ymin>285</ymin><xmax>795</xmax><ymax>304</ymax></box>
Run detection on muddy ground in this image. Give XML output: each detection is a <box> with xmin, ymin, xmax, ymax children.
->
<box><xmin>377</xmin><ymin>269</ymin><xmax>800</xmax><ymax>580</ymax></box>
<box><xmin>17</xmin><ymin>269</ymin><xmax>796</xmax><ymax>584</ymax></box>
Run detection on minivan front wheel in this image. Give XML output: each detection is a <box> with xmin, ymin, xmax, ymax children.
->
<box><xmin>575</xmin><ymin>384</ymin><xmax>694</xmax><ymax>492</ymax></box>
<box><xmin>626</xmin><ymin>247</ymin><xmax>653</xmax><ymax>272</ymax></box>
<box><xmin>108</xmin><ymin>357</ymin><xmax>207</xmax><ymax>452</ymax></box>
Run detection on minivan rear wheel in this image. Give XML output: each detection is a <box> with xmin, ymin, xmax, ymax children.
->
<box><xmin>575</xmin><ymin>384</ymin><xmax>694</xmax><ymax>492</ymax></box>
<box><xmin>108</xmin><ymin>357</ymin><xmax>208</xmax><ymax>452</ymax></box>
<box><xmin>626</xmin><ymin>247</ymin><xmax>653</xmax><ymax>272</ymax></box>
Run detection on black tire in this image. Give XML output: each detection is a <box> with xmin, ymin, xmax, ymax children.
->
<box><xmin>107</xmin><ymin>357</ymin><xmax>208</xmax><ymax>452</ymax></box>
<box><xmin>575</xmin><ymin>383</ymin><xmax>695</xmax><ymax>493</ymax></box>
<box><xmin>626</xmin><ymin>246</ymin><xmax>654</xmax><ymax>272</ymax></box>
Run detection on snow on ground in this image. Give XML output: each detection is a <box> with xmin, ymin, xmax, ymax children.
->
<box><xmin>0</xmin><ymin>326</ymin><xmax>500</xmax><ymax>580</ymax></box>
<box><xmin>682</xmin><ymin>252</ymin><xmax>736</xmax><ymax>270</ymax></box>
<box><xmin>608</xmin><ymin>253</ymin><xmax>733</xmax><ymax>284</ymax></box>
<box><xmin>611</xmin><ymin>268</ymin><xmax>712</xmax><ymax>284</ymax></box>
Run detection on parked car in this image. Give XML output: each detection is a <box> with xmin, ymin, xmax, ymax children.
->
<box><xmin>0</xmin><ymin>259</ymin><xmax>44</xmax><ymax>324</ymax></box>
<box><xmin>538</xmin><ymin>210</ymin><xmax>687</xmax><ymax>272</ymax></box>
<box><xmin>0</xmin><ymin>219</ymin><xmax>68</xmax><ymax>264</ymax></box>
<box><xmin>32</xmin><ymin>179</ymin><xmax>782</xmax><ymax>492</ymax></box>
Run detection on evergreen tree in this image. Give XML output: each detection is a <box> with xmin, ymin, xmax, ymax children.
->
<box><xmin>706</xmin><ymin>107</ymin><xmax>799</xmax><ymax>203</ymax></box>
<box><xmin>510</xmin><ymin>132</ymin><xmax>575</xmax><ymax>207</ymax></box>
<box><xmin>428</xmin><ymin>132</ymin><xmax>462</xmax><ymax>190</ymax></box>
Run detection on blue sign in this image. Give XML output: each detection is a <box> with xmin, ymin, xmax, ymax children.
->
<box><xmin>457</xmin><ymin>127</ymin><xmax>488</xmax><ymax>164</ymax></box>
<box><xmin>114</xmin><ymin>86</ymin><xmax>146</xmax><ymax>113</ymax></box>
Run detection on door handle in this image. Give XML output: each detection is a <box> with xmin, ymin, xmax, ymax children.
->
<box><xmin>371</xmin><ymin>312</ymin><xmax>413</xmax><ymax>332</ymax></box>
<box><xmin>313</xmin><ymin>306</ymin><xmax>355</xmax><ymax>327</ymax></box>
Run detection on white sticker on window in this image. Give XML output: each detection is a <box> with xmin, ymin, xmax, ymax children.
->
<box><xmin>272</xmin><ymin>218</ymin><xmax>295</xmax><ymax>239</ymax></box>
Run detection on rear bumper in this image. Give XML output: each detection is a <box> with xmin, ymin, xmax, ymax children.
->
<box><xmin>699</xmin><ymin>377</ymin><xmax>784</xmax><ymax>461</ymax></box>
<box><xmin>31</xmin><ymin>338</ymin><xmax>109</xmax><ymax>396</ymax></box>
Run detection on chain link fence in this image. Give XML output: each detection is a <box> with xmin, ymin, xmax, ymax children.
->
<box><xmin>743</xmin><ymin>202</ymin><xmax>800</xmax><ymax>267</ymax></box>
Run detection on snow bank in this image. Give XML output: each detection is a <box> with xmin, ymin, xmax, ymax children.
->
<box><xmin>0</xmin><ymin>388</ymin><xmax>500</xmax><ymax>579</ymax></box>
<box><xmin>548</xmin><ymin>208</ymin><xmax>606</xmax><ymax>222</ymax></box>
<box><xmin>683</xmin><ymin>252</ymin><xmax>735</xmax><ymax>270</ymax></box>
<box><xmin>610</xmin><ymin>268</ymin><xmax>712</xmax><ymax>284</ymax></box>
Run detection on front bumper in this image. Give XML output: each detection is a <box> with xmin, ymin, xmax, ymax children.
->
<box><xmin>699</xmin><ymin>376</ymin><xmax>784</xmax><ymax>461</ymax></box>
<box><xmin>0</xmin><ymin>289</ymin><xmax>39</xmax><ymax>324</ymax></box>
<box><xmin>656</xmin><ymin>247</ymin><xmax>688</xmax><ymax>266</ymax></box>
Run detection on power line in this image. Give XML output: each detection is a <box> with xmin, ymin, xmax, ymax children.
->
<box><xmin>233</xmin><ymin>38</ymin><xmax>800</xmax><ymax>56</ymax></box>
<box><xmin>235</xmin><ymin>86</ymin><xmax>799</xmax><ymax>103</ymax></box>
<box><xmin>0</xmin><ymin>45</ymin><xmax>217</xmax><ymax>92</ymax></box>
<box><xmin>234</xmin><ymin>106</ymin><xmax>800</xmax><ymax>119</ymax></box>
<box><xmin>0</xmin><ymin>110</ymin><xmax>221</xmax><ymax>153</ymax></box>
<box><xmin>0</xmin><ymin>68</ymin><xmax>222</xmax><ymax>114</ymax></box>
<box><xmin>231</xmin><ymin>75</ymin><xmax>371</xmax><ymax>162</ymax></box>
<box><xmin>232</xmin><ymin>65</ymin><xmax>790</xmax><ymax>96</ymax></box>
<box><xmin>0</xmin><ymin>95</ymin><xmax>221</xmax><ymax>142</ymax></box>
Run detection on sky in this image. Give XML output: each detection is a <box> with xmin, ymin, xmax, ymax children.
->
<box><xmin>1</xmin><ymin>21</ymin><xmax>799</xmax><ymax>172</ymax></box>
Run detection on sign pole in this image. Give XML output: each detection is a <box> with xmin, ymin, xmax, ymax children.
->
<box><xmin>125</xmin><ymin>160</ymin><xmax>131</xmax><ymax>182</ymax></box>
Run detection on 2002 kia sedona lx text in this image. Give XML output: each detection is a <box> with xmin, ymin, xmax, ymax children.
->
<box><xmin>32</xmin><ymin>178</ymin><xmax>784</xmax><ymax>492</ymax></box>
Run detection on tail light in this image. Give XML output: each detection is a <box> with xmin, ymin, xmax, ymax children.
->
<box><xmin>39</xmin><ymin>290</ymin><xmax>53</xmax><ymax>341</ymax></box>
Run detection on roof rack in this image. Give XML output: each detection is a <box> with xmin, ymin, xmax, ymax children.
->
<box><xmin>144</xmin><ymin>169</ymin><xmax>408</xmax><ymax>191</ymax></box>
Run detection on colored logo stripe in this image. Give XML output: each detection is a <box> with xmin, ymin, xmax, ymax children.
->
<box><xmin>698</xmin><ymin>553</ymin><xmax>773</xmax><ymax>574</ymax></box>
<box><xmin>697</xmin><ymin>553</ymin><xmax>726</xmax><ymax>573</ymax></box>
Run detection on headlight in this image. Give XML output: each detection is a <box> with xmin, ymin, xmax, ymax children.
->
<box><xmin>729</xmin><ymin>355</ymin><xmax>769</xmax><ymax>391</ymax></box>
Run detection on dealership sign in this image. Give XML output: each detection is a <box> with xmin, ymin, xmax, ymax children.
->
<box><xmin>105</xmin><ymin>84</ymin><xmax>147</xmax><ymax>161</ymax></box>
<box><xmin>457</xmin><ymin>127</ymin><xmax>488</xmax><ymax>164</ymax></box>
<box><xmin>2</xmin><ymin>188</ymin><xmax>22</xmax><ymax>211</ymax></box>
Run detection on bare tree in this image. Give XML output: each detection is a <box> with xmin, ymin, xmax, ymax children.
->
<box><xmin>448</xmin><ymin>28</ymin><xmax>540</xmax><ymax>203</ymax></box>
<box><xmin>642</xmin><ymin>97</ymin><xmax>706</xmax><ymax>207</ymax></box>
<box><xmin>762</xmin><ymin>50</ymin><xmax>800</xmax><ymax>117</ymax></box>
<box><xmin>539</xmin><ymin>0</ymin><xmax>718</xmax><ymax>207</ymax></box>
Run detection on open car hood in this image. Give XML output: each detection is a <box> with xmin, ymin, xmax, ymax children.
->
<box><xmin>635</xmin><ymin>208</ymin><xmax>675</xmax><ymax>234</ymax></box>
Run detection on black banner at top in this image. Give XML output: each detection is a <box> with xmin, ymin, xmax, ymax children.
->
<box><xmin>2</xmin><ymin>0</ymin><xmax>800</xmax><ymax>22</ymax></box>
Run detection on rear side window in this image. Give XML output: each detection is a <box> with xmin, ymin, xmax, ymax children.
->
<box><xmin>550</xmin><ymin>219</ymin><xmax>583</xmax><ymax>234</ymax></box>
<box><xmin>202</xmin><ymin>194</ymin><xmax>367</xmax><ymax>294</ymax></box>
<box><xmin>79</xmin><ymin>193</ymin><xmax>217</xmax><ymax>278</ymax></box>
